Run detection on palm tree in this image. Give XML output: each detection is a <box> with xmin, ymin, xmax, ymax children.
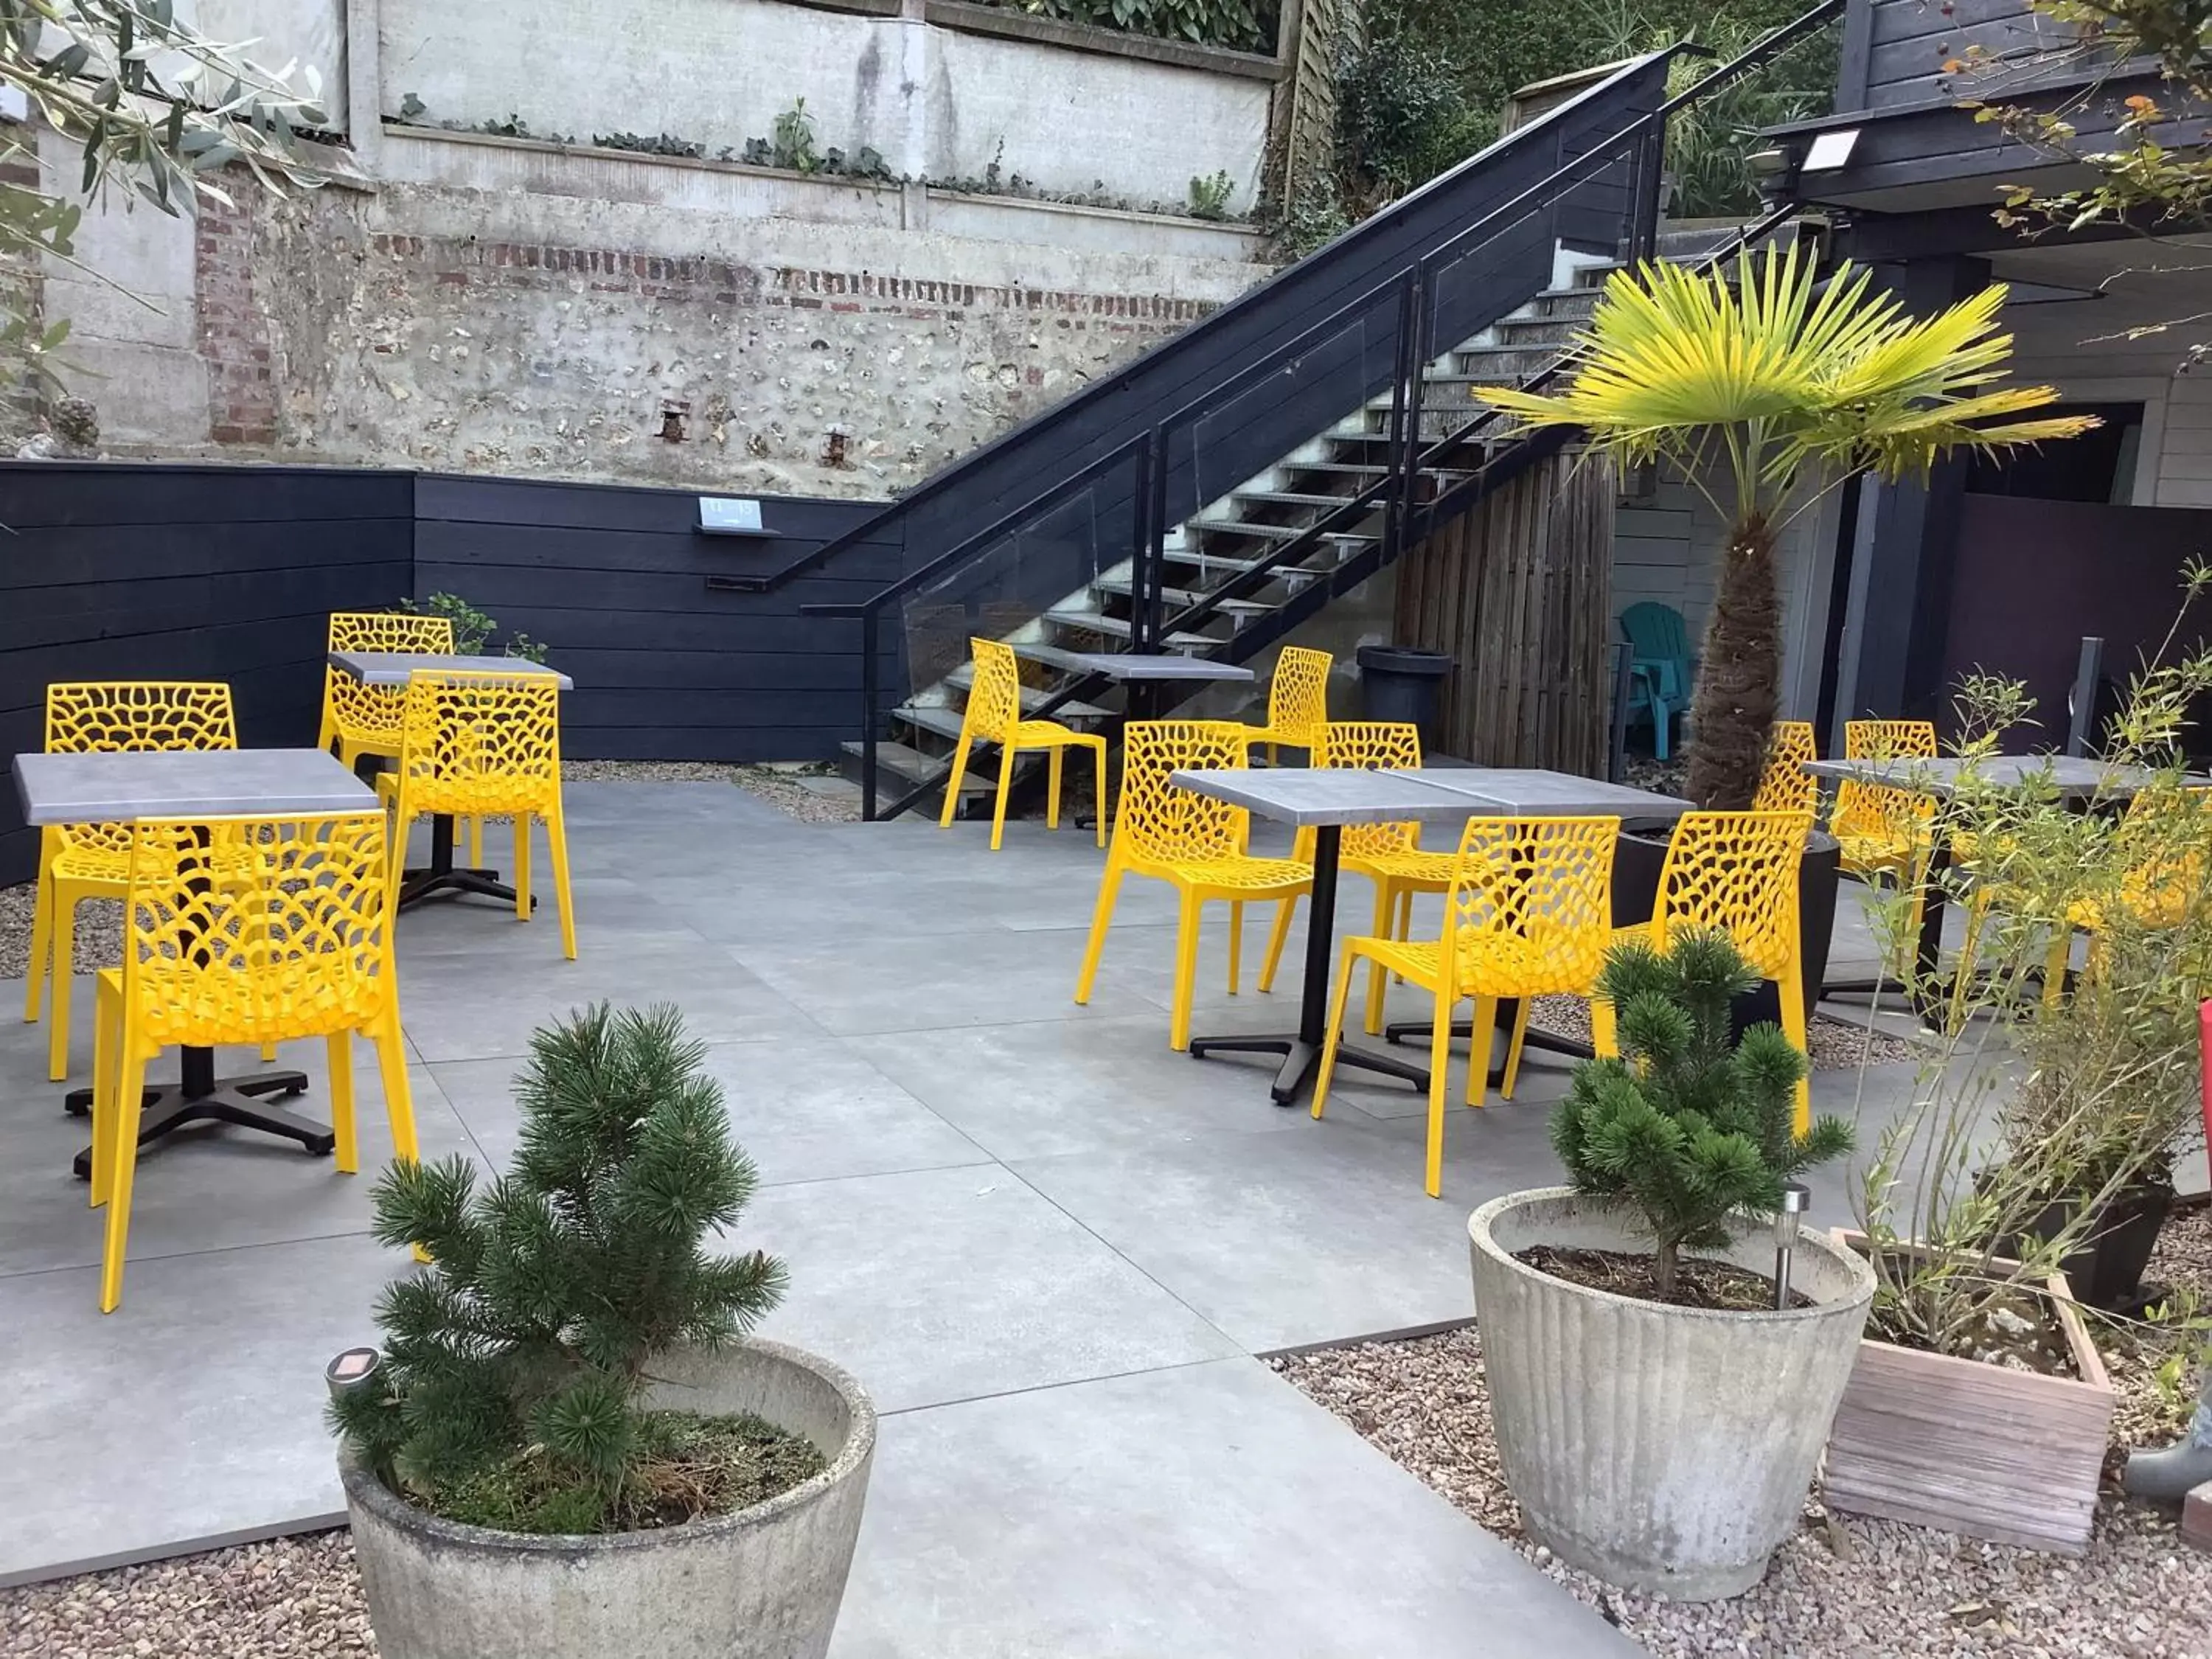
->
<box><xmin>1479</xmin><ymin>243</ymin><xmax>2096</xmax><ymax>810</ymax></box>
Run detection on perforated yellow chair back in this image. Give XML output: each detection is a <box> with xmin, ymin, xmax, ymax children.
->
<box><xmin>46</xmin><ymin>681</ymin><xmax>237</xmax><ymax>758</ymax></box>
<box><xmin>1833</xmin><ymin>720</ymin><xmax>1938</xmax><ymax>847</ymax></box>
<box><xmin>119</xmin><ymin>814</ymin><xmax>399</xmax><ymax>1048</ymax></box>
<box><xmin>1314</xmin><ymin>720</ymin><xmax>1424</xmax><ymax>859</ymax></box>
<box><xmin>965</xmin><ymin>638</ymin><xmax>1023</xmax><ymax>743</ymax></box>
<box><xmin>1753</xmin><ymin>721</ymin><xmax>1818</xmax><ymax>817</ymax></box>
<box><xmin>1844</xmin><ymin>720</ymin><xmax>1936</xmax><ymax>761</ymax></box>
<box><xmin>1114</xmin><ymin>720</ymin><xmax>1253</xmax><ymax>866</ymax></box>
<box><xmin>1649</xmin><ymin>810</ymin><xmax>1811</xmax><ymax>983</ymax></box>
<box><xmin>394</xmin><ymin>669</ymin><xmax>562</xmax><ymax>818</ymax></box>
<box><xmin>91</xmin><ymin>810</ymin><xmax>417</xmax><ymax>1312</ymax></box>
<box><xmin>43</xmin><ymin>681</ymin><xmax>238</xmax><ymax>865</ymax></box>
<box><xmin>1445</xmin><ymin>815</ymin><xmax>1620</xmax><ymax>998</ymax></box>
<box><xmin>320</xmin><ymin>611</ymin><xmax>458</xmax><ymax>765</ymax></box>
<box><xmin>1245</xmin><ymin>644</ymin><xmax>1332</xmax><ymax>757</ymax></box>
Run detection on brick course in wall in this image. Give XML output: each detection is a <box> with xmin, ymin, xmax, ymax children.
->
<box><xmin>195</xmin><ymin>186</ymin><xmax>279</xmax><ymax>446</ymax></box>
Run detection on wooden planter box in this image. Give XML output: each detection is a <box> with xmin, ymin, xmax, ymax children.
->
<box><xmin>1823</xmin><ymin>1230</ymin><xmax>2115</xmax><ymax>1554</ymax></box>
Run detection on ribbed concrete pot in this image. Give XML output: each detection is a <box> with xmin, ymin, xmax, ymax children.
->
<box><xmin>1468</xmin><ymin>1188</ymin><xmax>1875</xmax><ymax>1600</ymax></box>
<box><xmin>343</xmin><ymin>1338</ymin><xmax>875</xmax><ymax>1659</ymax></box>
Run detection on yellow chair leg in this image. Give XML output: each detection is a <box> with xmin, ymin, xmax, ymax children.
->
<box><xmin>375</xmin><ymin>1008</ymin><xmax>420</xmax><ymax>1164</ymax></box>
<box><xmin>326</xmin><ymin>1032</ymin><xmax>359</xmax><ymax>1175</ymax></box>
<box><xmin>1089</xmin><ymin>740</ymin><xmax>1108</xmax><ymax>849</ymax></box>
<box><xmin>1363</xmin><ymin>883</ymin><xmax>1395</xmax><ymax>1036</ymax></box>
<box><xmin>513</xmin><ymin>813</ymin><xmax>532</xmax><ymax>922</ymax></box>
<box><xmin>1501</xmin><ymin>998</ymin><xmax>1534</xmax><ymax>1100</ymax></box>
<box><xmin>1258</xmin><ymin>896</ymin><xmax>1295</xmax><ymax>994</ymax></box>
<box><xmin>1046</xmin><ymin>747</ymin><xmax>1064</xmax><ymax>832</ymax></box>
<box><xmin>90</xmin><ymin>975</ymin><xmax>120</xmax><ymax>1209</ymax></box>
<box><xmin>939</xmin><ymin>736</ymin><xmax>973</xmax><ymax>830</ymax></box>
<box><xmin>1312</xmin><ymin>946</ymin><xmax>1360</xmax><ymax>1119</ymax></box>
<box><xmin>1074</xmin><ymin>864</ymin><xmax>1124</xmax><ymax>1005</ymax></box>
<box><xmin>1169</xmin><ymin>891</ymin><xmax>1203</xmax><ymax>1051</ymax></box>
<box><xmin>1425</xmin><ymin>986</ymin><xmax>1455</xmax><ymax>1198</ymax></box>
<box><xmin>99</xmin><ymin>1037</ymin><xmax>150</xmax><ymax>1313</ymax></box>
<box><xmin>2045</xmin><ymin>930</ymin><xmax>2073</xmax><ymax>1010</ymax></box>
<box><xmin>24</xmin><ymin>860</ymin><xmax>52</xmax><ymax>1024</ymax></box>
<box><xmin>1949</xmin><ymin>890</ymin><xmax>1989</xmax><ymax>1035</ymax></box>
<box><xmin>47</xmin><ymin>890</ymin><xmax>74</xmax><ymax>1083</ymax></box>
<box><xmin>260</xmin><ymin>1041</ymin><xmax>278</xmax><ymax>1063</ymax></box>
<box><xmin>1778</xmin><ymin>960</ymin><xmax>1812</xmax><ymax>1138</ymax></box>
<box><xmin>1228</xmin><ymin>901</ymin><xmax>1243</xmax><ymax>995</ymax></box>
<box><xmin>1591</xmin><ymin>995</ymin><xmax>1618</xmax><ymax>1060</ymax></box>
<box><xmin>546</xmin><ymin>801</ymin><xmax>578</xmax><ymax>961</ymax></box>
<box><xmin>467</xmin><ymin>815</ymin><xmax>484</xmax><ymax>869</ymax></box>
<box><xmin>1394</xmin><ymin>888</ymin><xmax>1414</xmax><ymax>984</ymax></box>
<box><xmin>1465</xmin><ymin>995</ymin><xmax>1497</xmax><ymax>1108</ymax></box>
<box><xmin>990</xmin><ymin>745</ymin><xmax>1015</xmax><ymax>853</ymax></box>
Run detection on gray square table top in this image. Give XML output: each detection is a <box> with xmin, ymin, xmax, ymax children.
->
<box><xmin>328</xmin><ymin>651</ymin><xmax>576</xmax><ymax>690</ymax></box>
<box><xmin>1172</xmin><ymin>768</ymin><xmax>1499</xmax><ymax>827</ymax></box>
<box><xmin>13</xmin><ymin>748</ymin><xmax>375</xmax><ymax>825</ymax></box>
<box><xmin>1802</xmin><ymin>754</ymin><xmax>2197</xmax><ymax>797</ymax></box>
<box><xmin>1401</xmin><ymin>767</ymin><xmax>1697</xmax><ymax>818</ymax></box>
<box><xmin>1010</xmin><ymin>643</ymin><xmax>1253</xmax><ymax>684</ymax></box>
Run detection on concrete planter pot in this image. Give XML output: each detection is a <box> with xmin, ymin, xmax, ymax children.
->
<box><xmin>1468</xmin><ymin>1187</ymin><xmax>1875</xmax><ymax>1601</ymax></box>
<box><xmin>342</xmin><ymin>1338</ymin><xmax>875</xmax><ymax>1659</ymax></box>
<box><xmin>1823</xmin><ymin>1231</ymin><xmax>2115</xmax><ymax>1553</ymax></box>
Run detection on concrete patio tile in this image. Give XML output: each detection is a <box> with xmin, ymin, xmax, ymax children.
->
<box><xmin>849</xmin><ymin>1010</ymin><xmax>1338</xmax><ymax>1164</ymax></box>
<box><xmin>0</xmin><ymin>1231</ymin><xmax>409</xmax><ymax>1587</ymax></box>
<box><xmin>396</xmin><ymin>936</ymin><xmax>824</xmax><ymax>1062</ymax></box>
<box><xmin>431</xmin><ymin>1034</ymin><xmax>992</xmax><ymax>1184</ymax></box>
<box><xmin>723</xmin><ymin>924</ymin><xmax>1157</xmax><ymax>1036</ymax></box>
<box><xmin>737</xmin><ymin>1164</ymin><xmax>1241</xmax><ymax>1414</ymax></box>
<box><xmin>0</xmin><ymin>1055</ymin><xmax>475</xmax><ymax>1278</ymax></box>
<box><xmin>1006</xmin><ymin>1116</ymin><xmax>1531</xmax><ymax>1352</ymax></box>
<box><xmin>830</xmin><ymin>1357</ymin><xmax>1641</xmax><ymax>1659</ymax></box>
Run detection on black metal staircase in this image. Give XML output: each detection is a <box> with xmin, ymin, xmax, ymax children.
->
<box><xmin>723</xmin><ymin>2</ymin><xmax>1843</xmax><ymax>820</ymax></box>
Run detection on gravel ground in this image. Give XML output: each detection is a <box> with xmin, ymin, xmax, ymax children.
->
<box><xmin>1526</xmin><ymin>992</ymin><xmax>1917</xmax><ymax>1071</ymax></box>
<box><xmin>0</xmin><ymin>1531</ymin><xmax>371</xmax><ymax>1658</ymax></box>
<box><xmin>1272</xmin><ymin>1200</ymin><xmax>2212</xmax><ymax>1659</ymax></box>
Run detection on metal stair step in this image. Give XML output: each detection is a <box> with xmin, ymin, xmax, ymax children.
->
<box><xmin>1187</xmin><ymin>518</ymin><xmax>1377</xmax><ymax>544</ymax></box>
<box><xmin>1233</xmin><ymin>489</ymin><xmax>1373</xmax><ymax>509</ymax></box>
<box><xmin>1044</xmin><ymin>611</ymin><xmax>1218</xmax><ymax>652</ymax></box>
<box><xmin>1092</xmin><ymin>574</ymin><xmax>1273</xmax><ymax>613</ymax></box>
<box><xmin>942</xmin><ymin>664</ymin><xmax>1114</xmax><ymax>720</ymax></box>
<box><xmin>838</xmin><ymin>737</ymin><xmax>992</xmax><ymax>813</ymax></box>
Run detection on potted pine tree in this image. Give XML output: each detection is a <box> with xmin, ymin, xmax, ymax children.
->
<box><xmin>1468</xmin><ymin>931</ymin><xmax>1871</xmax><ymax>1600</ymax></box>
<box><xmin>328</xmin><ymin>1004</ymin><xmax>874</xmax><ymax>1659</ymax></box>
<box><xmin>1479</xmin><ymin>244</ymin><xmax>2095</xmax><ymax>1023</ymax></box>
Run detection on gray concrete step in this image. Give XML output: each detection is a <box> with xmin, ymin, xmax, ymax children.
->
<box><xmin>1092</xmin><ymin>574</ymin><xmax>1273</xmax><ymax>615</ymax></box>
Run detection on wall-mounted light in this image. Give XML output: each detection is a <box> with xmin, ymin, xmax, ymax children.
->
<box><xmin>1802</xmin><ymin>128</ymin><xmax>1861</xmax><ymax>173</ymax></box>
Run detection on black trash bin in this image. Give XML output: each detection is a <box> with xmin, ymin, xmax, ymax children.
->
<box><xmin>1357</xmin><ymin>645</ymin><xmax>1453</xmax><ymax>748</ymax></box>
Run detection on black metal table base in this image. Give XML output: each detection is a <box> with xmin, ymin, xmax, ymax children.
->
<box><xmin>399</xmin><ymin>813</ymin><xmax>533</xmax><ymax>914</ymax></box>
<box><xmin>1186</xmin><ymin>1031</ymin><xmax>1432</xmax><ymax>1104</ymax></box>
<box><xmin>63</xmin><ymin>1046</ymin><xmax>324</xmax><ymax>1180</ymax></box>
<box><xmin>1382</xmin><ymin>1006</ymin><xmax>1589</xmax><ymax>1085</ymax></box>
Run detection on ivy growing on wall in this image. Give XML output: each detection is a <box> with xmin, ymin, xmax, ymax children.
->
<box><xmin>990</xmin><ymin>0</ymin><xmax>1277</xmax><ymax>55</ymax></box>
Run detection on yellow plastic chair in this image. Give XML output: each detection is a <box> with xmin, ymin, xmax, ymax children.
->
<box><xmin>1256</xmin><ymin>721</ymin><xmax>1456</xmax><ymax>1026</ymax></box>
<box><xmin>88</xmin><ymin>811</ymin><xmax>418</xmax><ymax>1312</ymax></box>
<box><xmin>1832</xmin><ymin>718</ymin><xmax>1938</xmax><ymax>962</ymax></box>
<box><xmin>1593</xmin><ymin>809</ymin><xmax>1815</xmax><ymax>1133</ymax></box>
<box><xmin>1753</xmin><ymin>720</ymin><xmax>1819</xmax><ymax>817</ymax></box>
<box><xmin>377</xmin><ymin>670</ymin><xmax>577</xmax><ymax>959</ymax></box>
<box><xmin>1074</xmin><ymin>720</ymin><xmax>1311</xmax><ymax>1050</ymax></box>
<box><xmin>939</xmin><ymin>639</ymin><xmax>1109</xmax><ymax>852</ymax></box>
<box><xmin>319</xmin><ymin>611</ymin><xmax>456</xmax><ymax>772</ymax></box>
<box><xmin>1242</xmin><ymin>644</ymin><xmax>1332</xmax><ymax>765</ymax></box>
<box><xmin>25</xmin><ymin>682</ymin><xmax>240</xmax><ymax>1083</ymax></box>
<box><xmin>1312</xmin><ymin>815</ymin><xmax>1618</xmax><ymax>1197</ymax></box>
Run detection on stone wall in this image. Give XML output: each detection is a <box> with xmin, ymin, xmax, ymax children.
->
<box><xmin>36</xmin><ymin>125</ymin><xmax>1268</xmax><ymax>498</ymax></box>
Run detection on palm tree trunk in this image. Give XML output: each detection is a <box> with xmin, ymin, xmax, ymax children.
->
<box><xmin>1686</xmin><ymin>509</ymin><xmax>1781</xmax><ymax>812</ymax></box>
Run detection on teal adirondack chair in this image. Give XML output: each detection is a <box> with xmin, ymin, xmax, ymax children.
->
<box><xmin>1619</xmin><ymin>602</ymin><xmax>1693</xmax><ymax>760</ymax></box>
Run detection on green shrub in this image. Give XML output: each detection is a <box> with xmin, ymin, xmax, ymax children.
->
<box><xmin>1552</xmin><ymin>930</ymin><xmax>1852</xmax><ymax>1298</ymax></box>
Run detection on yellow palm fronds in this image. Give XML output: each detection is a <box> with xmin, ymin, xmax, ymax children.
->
<box><xmin>1480</xmin><ymin>241</ymin><xmax>2098</xmax><ymax>516</ymax></box>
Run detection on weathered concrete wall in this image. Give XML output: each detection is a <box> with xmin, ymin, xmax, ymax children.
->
<box><xmin>378</xmin><ymin>0</ymin><xmax>1270</xmax><ymax>211</ymax></box>
<box><xmin>46</xmin><ymin>124</ymin><xmax>1267</xmax><ymax>497</ymax></box>
<box><xmin>187</xmin><ymin>0</ymin><xmax>349</xmax><ymax>128</ymax></box>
